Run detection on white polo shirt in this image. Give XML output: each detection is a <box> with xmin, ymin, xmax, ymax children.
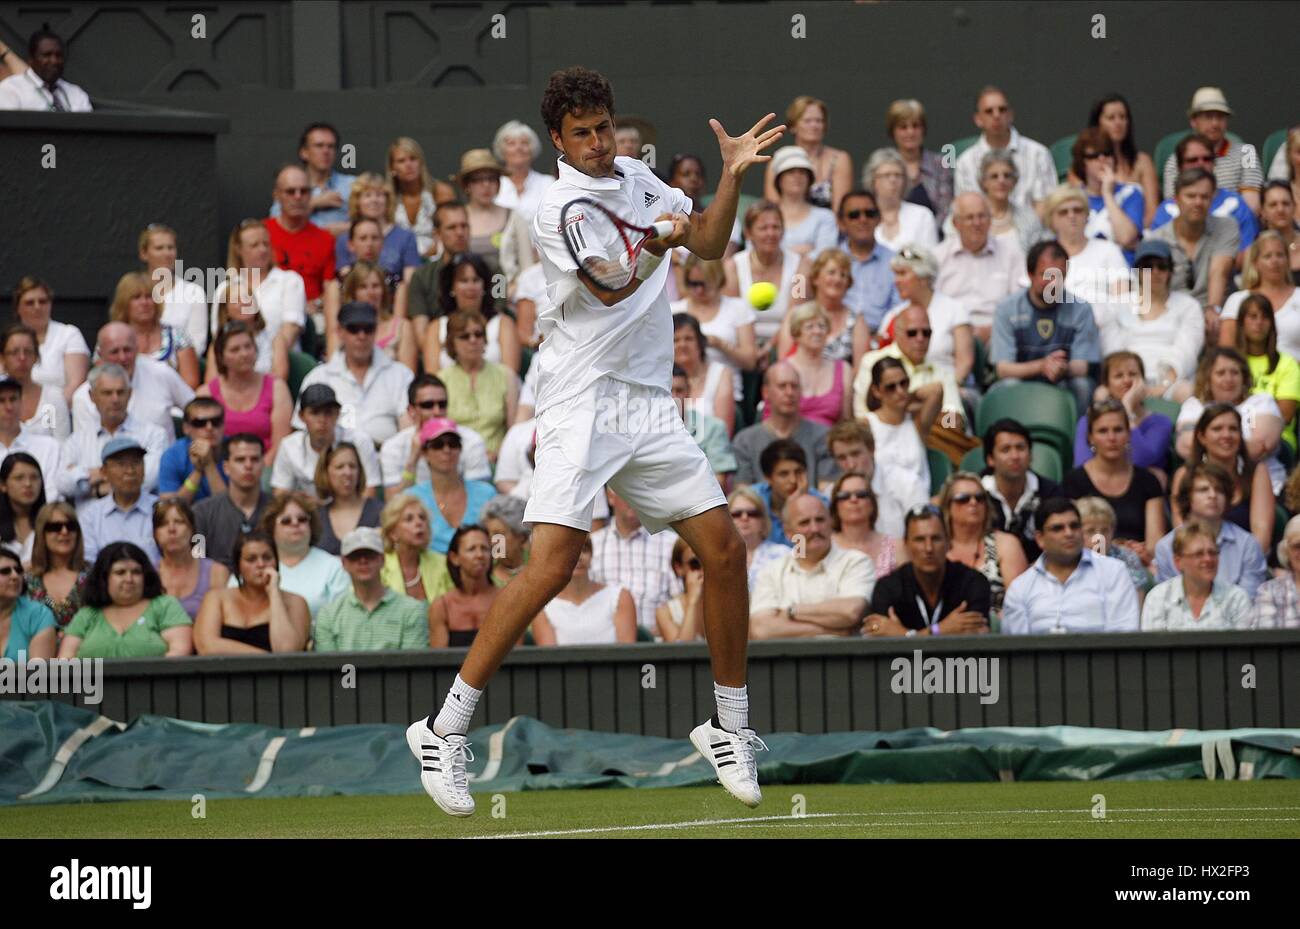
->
<box><xmin>57</xmin><ymin>412</ymin><xmax>171</xmax><ymax>503</ymax></box>
<box><xmin>210</xmin><ymin>267</ymin><xmax>306</xmax><ymax>342</ymax></box>
<box><xmin>379</xmin><ymin>423</ymin><xmax>491</xmax><ymax>487</ymax></box>
<box><xmin>271</xmin><ymin>425</ymin><xmax>384</xmax><ymax>493</ymax></box>
<box><xmin>0</xmin><ymin>69</ymin><xmax>92</xmax><ymax>112</ymax></box>
<box><xmin>71</xmin><ymin>356</ymin><xmax>196</xmax><ymax>436</ymax></box>
<box><xmin>294</xmin><ymin>349</ymin><xmax>413</xmax><ymax>446</ymax></box>
<box><xmin>750</xmin><ymin>544</ymin><xmax>877</xmax><ymax>616</ymax></box>
<box><xmin>530</xmin><ymin>154</ymin><xmax>691</xmax><ymax>415</ymax></box>
<box><xmin>30</xmin><ymin>320</ymin><xmax>90</xmax><ymax>393</ymax></box>
<box><xmin>0</xmin><ymin>430</ymin><xmax>62</xmax><ymax>500</ymax></box>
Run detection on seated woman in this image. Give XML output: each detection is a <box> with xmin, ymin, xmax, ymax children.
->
<box><xmin>211</xmin><ymin>219</ymin><xmax>305</xmax><ymax>374</ymax></box>
<box><xmin>863</xmin><ymin>148</ymin><xmax>938</xmax><ymax>252</ymax></box>
<box><xmin>259</xmin><ymin>492</ymin><xmax>350</xmax><ymax>619</ymax></box>
<box><xmin>670</xmin><ymin>254</ymin><xmax>758</xmax><ymax>404</ymax></box>
<box><xmin>1043</xmin><ymin>185</ymin><xmax>1128</xmax><ymax>313</ymax></box>
<box><xmin>208</xmin><ymin>275</ymin><xmax>284</xmax><ymax>379</ymax></box>
<box><xmin>1229</xmin><ymin>293</ymin><xmax>1300</xmax><ymax>456</ymax></box>
<box><xmin>109</xmin><ymin>271</ymin><xmax>200</xmax><ymax>388</ymax></box>
<box><xmin>0</xmin><ymin>452</ymin><xmax>45</xmax><ymax>566</ymax></box>
<box><xmin>1171</xmin><ymin>403</ymin><xmax>1275</xmax><ymax>554</ymax></box>
<box><xmin>138</xmin><ymin>222</ymin><xmax>210</xmax><ymax>354</ymax></box>
<box><xmin>324</xmin><ymin>218</ymin><xmax>408</xmax><ymax>355</ymax></box>
<box><xmin>1075</xmin><ymin>495</ymin><xmax>1154</xmax><ymax>608</ymax></box>
<box><xmin>434</xmin><ymin>308</ymin><xmax>519</xmax><ymax>458</ymax></box>
<box><xmin>58</xmin><ymin>543</ymin><xmax>193</xmax><ymax>659</ymax></box>
<box><xmin>457</xmin><ymin>148</ymin><xmax>534</xmax><ymax>288</ymax></box>
<box><xmin>1219</xmin><ymin>232</ymin><xmax>1300</xmax><ymax>359</ymax></box>
<box><xmin>10</xmin><ymin>276</ymin><xmax>90</xmax><ymax>405</ymax></box>
<box><xmin>1064</xmin><ymin>399</ymin><xmax>1166</xmax><ymax>561</ymax></box>
<box><xmin>673</xmin><ymin>314</ymin><xmax>734</xmax><ymax>435</ymax></box>
<box><xmin>763</xmin><ymin>96</ymin><xmax>853</xmax><ymax>212</ymax></box>
<box><xmin>728</xmin><ymin>487</ymin><xmax>790</xmax><ymax>591</ymax></box>
<box><xmin>532</xmin><ymin>537</ymin><xmax>637</xmax><ymax>645</ymax></box>
<box><xmin>428</xmin><ymin>525</ymin><xmax>496</xmax><ymax>648</ymax></box>
<box><xmin>887</xmin><ymin>97</ymin><xmax>954</xmax><ymax>222</ymax></box>
<box><xmin>326</xmin><ymin>261</ymin><xmax>416</xmax><ymax>370</ymax></box>
<box><xmin>333</xmin><ymin>172</ymin><xmax>421</xmax><ymax>282</ymax></box>
<box><xmin>829</xmin><ymin>471</ymin><xmax>907</xmax><ymax>578</ymax></box>
<box><xmin>388</xmin><ymin>136</ymin><xmax>457</xmax><ymax>259</ymax></box>
<box><xmin>722</xmin><ymin>201</ymin><xmax>812</xmax><ymax>354</ymax></box>
<box><xmin>194</xmin><ymin>531</ymin><xmax>309</xmax><ymax>654</ymax></box>
<box><xmin>1074</xmin><ymin>94</ymin><xmax>1160</xmax><ymax>228</ymax></box>
<box><xmin>153</xmin><ymin>498</ymin><xmax>229</xmax><ymax>619</ymax></box>
<box><xmin>1176</xmin><ymin>348</ymin><xmax>1285</xmax><ymax>494</ymax></box>
<box><xmin>315</xmin><ymin>442</ymin><xmax>383</xmax><ymax>556</ymax></box>
<box><xmin>939</xmin><ymin>471</ymin><xmax>1028</xmax><ymax>618</ymax></box>
<box><xmin>1142</xmin><ymin>521</ymin><xmax>1252</xmax><ymax>631</ymax></box>
<box><xmin>25</xmin><ymin>502</ymin><xmax>89</xmax><ymax>631</ymax></box>
<box><xmin>422</xmin><ymin>253</ymin><xmax>522</xmax><ymax>376</ymax></box>
<box><xmin>941</xmin><ymin>149</ymin><xmax>1043</xmax><ymax>254</ymax></box>
<box><xmin>776</xmin><ymin>249</ymin><xmax>863</xmax><ymax>367</ymax></box>
<box><xmin>864</xmin><ymin>357</ymin><xmax>943</xmax><ymax>516</ymax></box>
<box><xmin>655</xmin><ymin>537</ymin><xmax>705</xmax><ymax>643</ymax></box>
<box><xmin>1070</xmin><ymin>127</ymin><xmax>1143</xmax><ymax>255</ymax></box>
<box><xmin>196</xmin><ymin>321</ymin><xmax>292</xmax><ymax>467</ymax></box>
<box><xmin>0</xmin><ymin>547</ymin><xmax>56</xmax><ymax>661</ymax></box>
<box><xmin>409</xmin><ymin>419</ymin><xmax>497</xmax><ymax>555</ymax></box>
<box><xmin>769</xmin><ymin>146</ymin><xmax>838</xmax><ymax>258</ymax></box>
<box><xmin>480</xmin><ymin>494</ymin><xmax>529</xmax><ymax>589</ymax></box>
<box><xmin>379</xmin><ymin>493</ymin><xmax>452</xmax><ymax>602</ymax></box>
<box><xmin>768</xmin><ymin>302</ymin><xmax>850</xmax><ymax>426</ymax></box>
<box><xmin>1253</xmin><ymin>514</ymin><xmax>1300</xmax><ymax>629</ymax></box>
<box><xmin>1</xmin><ymin>324</ymin><xmax>70</xmax><ymax>439</ymax></box>
<box><xmin>1258</xmin><ymin>181</ymin><xmax>1300</xmax><ymax>281</ymax></box>
<box><xmin>1072</xmin><ymin>351</ymin><xmax>1173</xmax><ymax>479</ymax></box>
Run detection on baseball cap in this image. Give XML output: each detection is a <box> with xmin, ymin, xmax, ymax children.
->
<box><xmin>1188</xmin><ymin>87</ymin><xmax>1232</xmax><ymax>118</ymax></box>
<box><xmin>102</xmin><ymin>436</ymin><xmax>145</xmax><ymax>461</ymax></box>
<box><xmin>419</xmin><ymin>417</ymin><xmax>460</xmax><ymax>445</ymax></box>
<box><xmin>299</xmin><ymin>383</ymin><xmax>341</xmax><ymax>411</ymax></box>
<box><xmin>771</xmin><ymin>146</ymin><xmax>815</xmax><ymax>180</ymax></box>
<box><xmin>340</xmin><ymin>526</ymin><xmax>384</xmax><ymax>558</ymax></box>
<box><xmin>338</xmin><ymin>301</ymin><xmax>378</xmax><ymax>328</ymax></box>
<box><xmin>1133</xmin><ymin>239</ymin><xmax>1173</xmax><ymax>265</ymax></box>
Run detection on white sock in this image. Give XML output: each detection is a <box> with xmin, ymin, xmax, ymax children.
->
<box><xmin>714</xmin><ymin>682</ymin><xmax>749</xmax><ymax>733</ymax></box>
<box><xmin>432</xmin><ymin>675</ymin><xmax>482</xmax><ymax>736</ymax></box>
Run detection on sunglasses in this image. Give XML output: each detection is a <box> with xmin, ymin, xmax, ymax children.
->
<box><xmin>0</xmin><ymin>565</ymin><xmax>19</xmax><ymax>578</ymax></box>
<box><xmin>904</xmin><ymin>328</ymin><xmax>932</xmax><ymax>339</ymax></box>
<box><xmin>1056</xmin><ymin>205</ymin><xmax>1087</xmax><ymax>216</ymax></box>
<box><xmin>844</xmin><ymin>208</ymin><xmax>880</xmax><ymax>220</ymax></box>
<box><xmin>1083</xmin><ymin>151</ymin><xmax>1110</xmax><ymax>160</ymax></box>
<box><xmin>415</xmin><ymin>399</ymin><xmax>448</xmax><ymax>411</ymax></box>
<box><xmin>188</xmin><ymin>415</ymin><xmax>224</xmax><ymax>429</ymax></box>
<box><xmin>686</xmin><ymin>557</ymin><xmax>702</xmax><ymax>570</ymax></box>
<box><xmin>44</xmin><ymin>521</ymin><xmax>79</xmax><ymax>535</ymax></box>
<box><xmin>730</xmin><ymin>508</ymin><xmax>760</xmax><ymax>519</ymax></box>
<box><xmin>952</xmin><ymin>491</ymin><xmax>987</xmax><ymax>505</ymax></box>
<box><xmin>908</xmin><ymin>503</ymin><xmax>943</xmax><ymax>519</ymax></box>
<box><xmin>344</xmin><ymin>324</ymin><xmax>376</xmax><ymax>335</ymax></box>
<box><xmin>455</xmin><ymin>330</ymin><xmax>486</xmax><ymax>340</ymax></box>
<box><xmin>882</xmin><ymin>378</ymin><xmax>911</xmax><ymax>393</ymax></box>
<box><xmin>835</xmin><ymin>490</ymin><xmax>871</xmax><ymax>502</ymax></box>
<box><xmin>277</xmin><ymin>515</ymin><xmax>310</xmax><ymax>526</ymax></box>
<box><xmin>685</xmin><ymin>280</ymin><xmax>707</xmax><ymax>289</ymax></box>
<box><xmin>424</xmin><ymin>436</ymin><xmax>462</xmax><ymax>451</ymax></box>
<box><xmin>1183</xmin><ymin>155</ymin><xmax>1215</xmax><ymax>165</ymax></box>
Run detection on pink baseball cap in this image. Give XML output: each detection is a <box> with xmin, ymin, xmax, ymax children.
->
<box><xmin>419</xmin><ymin>417</ymin><xmax>460</xmax><ymax>444</ymax></box>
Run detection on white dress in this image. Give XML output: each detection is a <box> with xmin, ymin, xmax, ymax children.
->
<box><xmin>670</xmin><ymin>296</ymin><xmax>756</xmax><ymax>401</ymax></box>
<box><xmin>866</xmin><ymin>411</ymin><xmax>931</xmax><ymax>514</ymax></box>
<box><xmin>31</xmin><ymin>321</ymin><xmax>90</xmax><ymax>393</ymax></box>
<box><xmin>733</xmin><ymin>247</ymin><xmax>801</xmax><ymax>341</ymax></box>
<box><xmin>541</xmin><ymin>585</ymin><xmax>624</xmax><ymax>645</ymax></box>
<box><xmin>874</xmin><ymin>201</ymin><xmax>939</xmax><ymax>253</ymax></box>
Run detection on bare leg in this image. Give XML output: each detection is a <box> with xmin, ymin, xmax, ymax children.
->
<box><xmin>457</xmin><ymin>522</ymin><xmax>588</xmax><ymax>688</ymax></box>
<box><xmin>670</xmin><ymin>504</ymin><xmax>749</xmax><ymax>686</ymax></box>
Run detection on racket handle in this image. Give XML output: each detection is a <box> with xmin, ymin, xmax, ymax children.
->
<box><xmin>651</xmin><ymin>220</ymin><xmax>676</xmax><ymax>239</ymax></box>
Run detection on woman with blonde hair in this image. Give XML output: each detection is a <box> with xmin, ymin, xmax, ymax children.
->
<box><xmin>138</xmin><ymin>222</ymin><xmax>210</xmax><ymax>354</ymax></box>
<box><xmin>379</xmin><ymin>493</ymin><xmax>452</xmax><ymax>602</ymax></box>
<box><xmin>770</xmin><ymin>302</ymin><xmax>850</xmax><ymax>426</ymax></box>
<box><xmin>670</xmin><ymin>253</ymin><xmax>758</xmax><ymax>401</ymax></box>
<box><xmin>334</xmin><ymin>171</ymin><xmax>421</xmax><ymax>283</ymax></box>
<box><xmin>491</xmin><ymin>120</ymin><xmax>554</xmax><ymax>223</ymax></box>
<box><xmin>722</xmin><ymin>200</ymin><xmax>812</xmax><ymax>353</ymax></box>
<box><xmin>386</xmin><ymin>136</ymin><xmax>457</xmax><ymax>258</ymax></box>
<box><xmin>1043</xmin><ymin>184</ymin><xmax>1128</xmax><ymax>311</ymax></box>
<box><xmin>762</xmin><ymin>95</ymin><xmax>852</xmax><ymax>212</ymax></box>
<box><xmin>886</xmin><ymin>98</ymin><xmax>953</xmax><ymax>221</ymax></box>
<box><xmin>210</xmin><ymin>218</ymin><xmax>306</xmax><ymax>378</ymax></box>
<box><xmin>109</xmin><ymin>270</ymin><xmax>200</xmax><ymax>387</ymax></box>
<box><xmin>776</xmin><ymin>249</ymin><xmax>864</xmax><ymax>366</ymax></box>
<box><xmin>1219</xmin><ymin>231</ymin><xmax>1300</xmax><ymax>357</ymax></box>
<box><xmin>24</xmin><ymin>501</ymin><xmax>89</xmax><ymax>631</ymax></box>
<box><xmin>9</xmin><ymin>276</ymin><xmax>89</xmax><ymax>405</ymax></box>
<box><xmin>829</xmin><ymin>471</ymin><xmax>905</xmax><ymax>577</ymax></box>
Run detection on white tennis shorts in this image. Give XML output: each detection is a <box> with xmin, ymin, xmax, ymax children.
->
<box><xmin>523</xmin><ymin>376</ymin><xmax>727</xmax><ymax>533</ymax></box>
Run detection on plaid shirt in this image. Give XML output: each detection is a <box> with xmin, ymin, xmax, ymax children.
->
<box><xmin>589</xmin><ymin>523</ymin><xmax>681</xmax><ymax>633</ymax></box>
<box><xmin>1251</xmin><ymin>573</ymin><xmax>1300</xmax><ymax>630</ymax></box>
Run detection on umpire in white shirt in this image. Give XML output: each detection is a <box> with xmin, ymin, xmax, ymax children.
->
<box><xmin>71</xmin><ymin>323</ymin><xmax>194</xmax><ymax>436</ymax></box>
<box><xmin>0</xmin><ymin>28</ymin><xmax>92</xmax><ymax>112</ymax></box>
<box><xmin>1001</xmin><ymin>497</ymin><xmax>1139</xmax><ymax>634</ymax></box>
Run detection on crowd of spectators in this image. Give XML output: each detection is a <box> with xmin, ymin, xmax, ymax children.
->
<box><xmin>3</xmin><ymin>29</ymin><xmax>1300</xmax><ymax>660</ymax></box>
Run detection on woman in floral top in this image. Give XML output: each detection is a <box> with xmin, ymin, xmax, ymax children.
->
<box><xmin>1253</xmin><ymin>514</ymin><xmax>1300</xmax><ymax>629</ymax></box>
<box><xmin>24</xmin><ymin>502</ymin><xmax>89</xmax><ymax>629</ymax></box>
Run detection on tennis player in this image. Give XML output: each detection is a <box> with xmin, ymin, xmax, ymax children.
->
<box><xmin>409</xmin><ymin>66</ymin><xmax>783</xmax><ymax>816</ymax></box>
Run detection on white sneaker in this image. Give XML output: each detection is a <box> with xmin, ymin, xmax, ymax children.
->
<box><xmin>690</xmin><ymin>717</ymin><xmax>766</xmax><ymax>807</ymax></box>
<box><xmin>406</xmin><ymin>717</ymin><xmax>475</xmax><ymax>817</ymax></box>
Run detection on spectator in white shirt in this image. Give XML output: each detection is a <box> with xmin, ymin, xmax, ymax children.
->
<box><xmin>934</xmin><ymin>193</ymin><xmax>1027</xmax><ymax>343</ymax></box>
<box><xmin>70</xmin><ymin>322</ymin><xmax>195</xmax><ymax>436</ymax></box>
<box><xmin>209</xmin><ymin>219</ymin><xmax>306</xmax><ymax>379</ymax></box>
<box><xmin>0</xmin><ymin>324</ymin><xmax>70</xmax><ymax>439</ymax></box>
<box><xmin>1043</xmin><ymin>185</ymin><xmax>1128</xmax><ymax>316</ymax></box>
<box><xmin>59</xmin><ymin>364</ymin><xmax>169</xmax><ymax>504</ymax></box>
<box><xmin>0</xmin><ymin>27</ymin><xmax>91</xmax><ymax>112</ymax></box>
<box><xmin>1001</xmin><ymin>497</ymin><xmax>1140</xmax><ymax>634</ymax></box>
<box><xmin>138</xmin><ymin>223</ymin><xmax>211</xmax><ymax>355</ymax></box>
<box><xmin>295</xmin><ymin>301</ymin><xmax>414</xmax><ymax>447</ymax></box>
<box><xmin>272</xmin><ymin>384</ymin><xmax>381</xmax><ymax>497</ymax></box>
<box><xmin>0</xmin><ymin>376</ymin><xmax>61</xmax><ymax>501</ymax></box>
<box><xmin>943</xmin><ymin>149</ymin><xmax>1045</xmax><ymax>254</ymax></box>
<box><xmin>588</xmin><ymin>487</ymin><xmax>681</xmax><ymax>635</ymax></box>
<box><xmin>749</xmin><ymin>493</ymin><xmax>875</xmax><ymax>639</ymax></box>
<box><xmin>381</xmin><ymin>373</ymin><xmax>490</xmax><ymax>495</ymax></box>
<box><xmin>8</xmin><ymin>276</ymin><xmax>89</xmax><ymax>405</ymax></box>
<box><xmin>388</xmin><ymin>136</ymin><xmax>457</xmax><ymax>261</ymax></box>
<box><xmin>862</xmin><ymin>148</ymin><xmax>938</xmax><ymax>253</ymax></box>
<box><xmin>492</xmin><ymin>120</ymin><xmax>554</xmax><ymax>224</ymax></box>
<box><xmin>1142</xmin><ymin>519</ymin><xmax>1252</xmax><ymax>631</ymax></box>
<box><xmin>953</xmin><ymin>86</ymin><xmax>1057</xmax><ymax>215</ymax></box>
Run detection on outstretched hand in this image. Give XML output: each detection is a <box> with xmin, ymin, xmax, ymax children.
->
<box><xmin>710</xmin><ymin>113</ymin><xmax>786</xmax><ymax>180</ymax></box>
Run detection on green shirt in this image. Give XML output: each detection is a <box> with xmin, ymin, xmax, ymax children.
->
<box><xmin>65</xmin><ymin>596</ymin><xmax>192</xmax><ymax>659</ymax></box>
<box><xmin>314</xmin><ymin>588</ymin><xmax>430</xmax><ymax>652</ymax></box>
<box><xmin>1247</xmin><ymin>351</ymin><xmax>1300</xmax><ymax>449</ymax></box>
<box><xmin>437</xmin><ymin>362</ymin><xmax>510</xmax><ymax>453</ymax></box>
<box><xmin>381</xmin><ymin>550</ymin><xmax>454</xmax><ymax>601</ymax></box>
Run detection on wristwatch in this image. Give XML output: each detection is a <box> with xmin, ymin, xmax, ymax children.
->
<box><xmin>785</xmin><ymin>605</ymin><xmax>795</xmax><ymax>621</ymax></box>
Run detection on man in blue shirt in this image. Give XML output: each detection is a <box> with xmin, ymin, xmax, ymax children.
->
<box><xmin>268</xmin><ymin>121</ymin><xmax>356</xmax><ymax>236</ymax></box>
<box><xmin>836</xmin><ymin>188</ymin><xmax>899</xmax><ymax>332</ymax></box>
<box><xmin>988</xmin><ymin>240</ymin><xmax>1100</xmax><ymax>415</ymax></box>
<box><xmin>158</xmin><ymin>397</ymin><xmax>227</xmax><ymax>504</ymax></box>
<box><xmin>1148</xmin><ymin>133</ymin><xmax>1256</xmax><ymax>254</ymax></box>
<box><xmin>81</xmin><ymin>437</ymin><xmax>159</xmax><ymax>563</ymax></box>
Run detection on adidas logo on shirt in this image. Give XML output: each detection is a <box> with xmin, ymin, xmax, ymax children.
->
<box><xmin>644</xmin><ymin>192</ymin><xmax>659</xmax><ymax>208</ymax></box>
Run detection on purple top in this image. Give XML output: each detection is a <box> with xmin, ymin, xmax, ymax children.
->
<box><xmin>1073</xmin><ymin>412</ymin><xmax>1172</xmax><ymax>470</ymax></box>
<box><xmin>175</xmin><ymin>558</ymin><xmax>217</xmax><ymax>619</ymax></box>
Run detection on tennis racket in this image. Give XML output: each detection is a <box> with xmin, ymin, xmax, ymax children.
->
<box><xmin>559</xmin><ymin>197</ymin><xmax>677</xmax><ymax>292</ymax></box>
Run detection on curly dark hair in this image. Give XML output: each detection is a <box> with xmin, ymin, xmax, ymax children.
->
<box><xmin>540</xmin><ymin>66</ymin><xmax>615</xmax><ymax>136</ymax></box>
<box><xmin>84</xmin><ymin>543</ymin><xmax>164</xmax><ymax>608</ymax></box>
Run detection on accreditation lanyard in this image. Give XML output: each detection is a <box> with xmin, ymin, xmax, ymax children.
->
<box><xmin>914</xmin><ymin>592</ymin><xmax>943</xmax><ymax>628</ymax></box>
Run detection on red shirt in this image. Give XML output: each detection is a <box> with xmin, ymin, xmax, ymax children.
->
<box><xmin>265</xmin><ymin>217</ymin><xmax>335</xmax><ymax>301</ymax></box>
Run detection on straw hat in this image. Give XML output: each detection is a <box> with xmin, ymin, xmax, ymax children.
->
<box><xmin>455</xmin><ymin>148</ymin><xmax>504</xmax><ymax>186</ymax></box>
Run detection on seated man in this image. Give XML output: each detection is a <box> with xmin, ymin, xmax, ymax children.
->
<box><xmin>836</xmin><ymin>188</ymin><xmax>899</xmax><ymax>332</ymax></box>
<box><xmin>1153</xmin><ymin>461</ymin><xmax>1267</xmax><ymax>599</ymax></box>
<box><xmin>80</xmin><ymin>438</ymin><xmax>159</xmax><ymax>563</ymax></box>
<box><xmin>1147</xmin><ymin>168</ymin><xmax>1238</xmax><ymax>332</ymax></box>
<box><xmin>1001</xmin><ymin>497</ymin><xmax>1140</xmax><ymax>633</ymax></box>
<box><xmin>295</xmin><ymin>302</ymin><xmax>413</xmax><ymax>447</ymax></box>
<box><xmin>381</xmin><ymin>374</ymin><xmax>490</xmax><ymax>495</ymax></box>
<box><xmin>71</xmin><ymin>323</ymin><xmax>195</xmax><ymax>436</ymax></box>
<box><xmin>193</xmin><ymin>434</ymin><xmax>273</xmax><ymax>571</ymax></box>
<box><xmin>273</xmin><ymin>384</ymin><xmax>381</xmax><ymax>496</ymax></box>
<box><xmin>933</xmin><ymin>192</ymin><xmax>1027</xmax><ymax>344</ymax></box>
<box><xmin>750</xmin><ymin>440</ymin><xmax>828</xmax><ymax>546</ymax></box>
<box><xmin>269</xmin><ymin>122</ymin><xmax>357</xmax><ymax>237</ymax></box>
<box><xmin>1142</xmin><ymin>520</ymin><xmax>1253</xmax><ymax>631</ymax></box>
<box><xmin>0</xmin><ymin>376</ymin><xmax>60</xmax><ymax>495</ymax></box>
<box><xmin>159</xmin><ymin>397</ymin><xmax>227</xmax><ymax>504</ymax></box>
<box><xmin>732</xmin><ymin>362</ymin><xmax>836</xmax><ymax>487</ymax></box>
<box><xmin>749</xmin><ymin>493</ymin><xmax>875</xmax><ymax>639</ymax></box>
<box><xmin>863</xmin><ymin>503</ymin><xmax>991</xmax><ymax>636</ymax></box>
<box><xmin>823</xmin><ymin>419</ymin><xmax>906</xmax><ymax>538</ymax></box>
<box><xmin>978</xmin><ymin>419</ymin><xmax>1063</xmax><ymax>562</ymax></box>
<box><xmin>0</xmin><ymin>27</ymin><xmax>91</xmax><ymax>112</ymax></box>
<box><xmin>1149</xmin><ymin>133</ymin><xmax>1256</xmax><ymax>257</ymax></box>
<box><xmin>855</xmin><ymin>303</ymin><xmax>967</xmax><ymax>432</ymax></box>
<box><xmin>988</xmin><ymin>240</ymin><xmax>1100</xmax><ymax>416</ymax></box>
<box><xmin>671</xmin><ymin>365</ymin><xmax>736</xmax><ymax>490</ymax></box>
<box><xmin>588</xmin><ymin>487</ymin><xmax>679</xmax><ymax>636</ymax></box>
<box><xmin>953</xmin><ymin>86</ymin><xmax>1057</xmax><ymax>215</ymax></box>
<box><xmin>314</xmin><ymin>527</ymin><xmax>430</xmax><ymax>651</ymax></box>
<box><xmin>1159</xmin><ymin>87</ymin><xmax>1262</xmax><ymax>214</ymax></box>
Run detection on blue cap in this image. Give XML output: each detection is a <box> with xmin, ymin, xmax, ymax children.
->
<box><xmin>1133</xmin><ymin>239</ymin><xmax>1172</xmax><ymax>264</ymax></box>
<box><xmin>102</xmin><ymin>436</ymin><xmax>145</xmax><ymax>461</ymax></box>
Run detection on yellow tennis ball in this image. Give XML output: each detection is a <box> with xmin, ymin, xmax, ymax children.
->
<box><xmin>748</xmin><ymin>281</ymin><xmax>777</xmax><ymax>311</ymax></box>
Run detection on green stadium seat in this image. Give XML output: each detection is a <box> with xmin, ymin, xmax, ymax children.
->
<box><xmin>1143</xmin><ymin>396</ymin><xmax>1182</xmax><ymax>422</ymax></box>
<box><xmin>975</xmin><ymin>382</ymin><xmax>1077</xmax><ymax>470</ymax></box>
<box><xmin>288</xmin><ymin>351</ymin><xmax>318</xmax><ymax>402</ymax></box>
<box><xmin>927</xmin><ymin>447</ymin><xmax>952</xmax><ymax>494</ymax></box>
<box><xmin>1050</xmin><ymin>133</ymin><xmax>1077</xmax><ymax>182</ymax></box>
<box><xmin>960</xmin><ymin>446</ymin><xmax>986</xmax><ymax>474</ymax></box>
<box><xmin>1262</xmin><ymin>128</ymin><xmax>1289</xmax><ymax>181</ymax></box>
<box><xmin>635</xmin><ymin>626</ymin><xmax>655</xmax><ymax>642</ymax></box>
<box><xmin>946</xmin><ymin>134</ymin><xmax>979</xmax><ymax>162</ymax></box>
<box><xmin>1030</xmin><ymin>442</ymin><xmax>1064</xmax><ymax>483</ymax></box>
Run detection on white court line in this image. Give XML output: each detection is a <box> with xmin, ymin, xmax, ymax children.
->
<box><xmin>474</xmin><ymin>812</ymin><xmax>852</xmax><ymax>839</ymax></box>
<box><xmin>726</xmin><ymin>816</ymin><xmax>1300</xmax><ymax>829</ymax></box>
